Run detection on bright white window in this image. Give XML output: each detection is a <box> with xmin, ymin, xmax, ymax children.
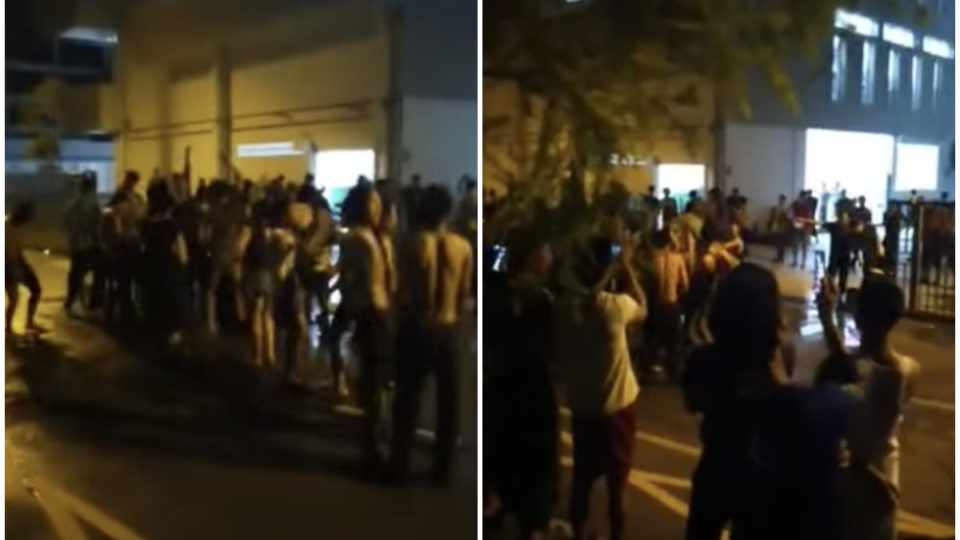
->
<box><xmin>932</xmin><ymin>60</ymin><xmax>945</xmax><ymax>107</ymax></box>
<box><xmin>314</xmin><ymin>149</ymin><xmax>376</xmax><ymax>188</ymax></box>
<box><xmin>911</xmin><ymin>55</ymin><xmax>924</xmax><ymax>111</ymax></box>
<box><xmin>835</xmin><ymin>9</ymin><xmax>879</xmax><ymax>37</ymax></box>
<box><xmin>888</xmin><ymin>49</ymin><xmax>902</xmax><ymax>105</ymax></box>
<box><xmin>805</xmin><ymin>129</ymin><xmax>894</xmax><ymax>222</ymax></box>
<box><xmin>657</xmin><ymin>164</ymin><xmax>706</xmax><ymax>195</ymax></box>
<box><xmin>831</xmin><ymin>35</ymin><xmax>849</xmax><ymax>102</ymax></box>
<box><xmin>923</xmin><ymin>36</ymin><xmax>955</xmax><ymax>59</ymax></box>
<box><xmin>895</xmin><ymin>142</ymin><xmax>939</xmax><ymax>191</ymax></box>
<box><xmin>237</xmin><ymin>142</ymin><xmax>302</xmax><ymax>158</ymax></box>
<box><xmin>882</xmin><ymin>23</ymin><xmax>915</xmax><ymax>47</ymax></box>
<box><xmin>862</xmin><ymin>41</ymin><xmax>877</xmax><ymax>104</ymax></box>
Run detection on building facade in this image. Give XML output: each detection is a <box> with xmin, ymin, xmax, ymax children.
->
<box><xmin>724</xmin><ymin>0</ymin><xmax>955</xmax><ymax>227</ymax></box>
<box><xmin>7</xmin><ymin>0</ymin><xmax>477</xmax><ymax>206</ymax></box>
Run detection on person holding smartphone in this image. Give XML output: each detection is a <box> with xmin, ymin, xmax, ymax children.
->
<box><xmin>815</xmin><ymin>275</ymin><xmax>919</xmax><ymax>540</ymax></box>
<box><xmin>555</xmin><ymin>237</ymin><xmax>647</xmax><ymax>540</ymax></box>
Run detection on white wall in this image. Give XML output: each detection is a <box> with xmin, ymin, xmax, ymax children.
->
<box><xmin>725</xmin><ymin>123</ymin><xmax>804</xmax><ymax>228</ymax></box>
<box><xmin>400</xmin><ymin>96</ymin><xmax>478</xmax><ymax>193</ymax></box>
<box><xmin>113</xmin><ymin>0</ymin><xmax>389</xmax><ymax>189</ymax></box>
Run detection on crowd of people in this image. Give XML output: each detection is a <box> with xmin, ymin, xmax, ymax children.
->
<box><xmin>484</xmin><ymin>180</ymin><xmax>921</xmax><ymax>540</ymax></box>
<box><xmin>6</xmin><ymin>155</ymin><xmax>476</xmax><ymax>486</ymax></box>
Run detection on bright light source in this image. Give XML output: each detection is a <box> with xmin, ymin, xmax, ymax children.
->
<box><xmin>314</xmin><ymin>149</ymin><xmax>376</xmax><ymax>189</ymax></box>
<box><xmin>835</xmin><ymin>9</ymin><xmax>879</xmax><ymax>37</ymax></box>
<box><xmin>895</xmin><ymin>142</ymin><xmax>940</xmax><ymax>191</ymax></box>
<box><xmin>923</xmin><ymin>36</ymin><xmax>954</xmax><ymax>59</ymax></box>
<box><xmin>60</xmin><ymin>27</ymin><xmax>118</xmax><ymax>45</ymax></box>
<box><xmin>237</xmin><ymin>142</ymin><xmax>302</xmax><ymax>158</ymax></box>
<box><xmin>657</xmin><ymin>164</ymin><xmax>706</xmax><ymax>194</ymax></box>
<box><xmin>43</xmin><ymin>249</ymin><xmax>51</xmax><ymax>256</ymax></box>
<box><xmin>882</xmin><ymin>23</ymin><xmax>915</xmax><ymax>48</ymax></box>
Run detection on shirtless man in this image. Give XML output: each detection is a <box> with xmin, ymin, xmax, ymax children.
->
<box><xmin>389</xmin><ymin>184</ymin><xmax>474</xmax><ymax>486</ymax></box>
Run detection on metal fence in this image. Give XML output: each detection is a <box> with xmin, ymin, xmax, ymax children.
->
<box><xmin>886</xmin><ymin>200</ymin><xmax>954</xmax><ymax>319</ymax></box>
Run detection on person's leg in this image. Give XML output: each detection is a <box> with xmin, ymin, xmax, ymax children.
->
<box><xmin>663</xmin><ymin>303</ymin><xmax>683</xmax><ymax>380</ymax></box>
<box><xmin>838</xmin><ymin>261</ymin><xmax>850</xmax><ymax>301</ymax></box>
<box><xmin>389</xmin><ymin>325</ymin><xmax>427</xmax><ymax>482</ymax></box>
<box><xmin>89</xmin><ymin>249</ymin><xmax>105</xmax><ymax>310</ymax></box>
<box><xmin>605</xmin><ymin>471</ymin><xmax>628</xmax><ymax>540</ymax></box>
<box><xmin>685</xmin><ymin>460</ymin><xmax>732</xmax><ymax>540</ymax></box>
<box><xmin>432</xmin><ymin>325</ymin><xmax>460</xmax><ymax>484</ymax></box>
<box><xmin>65</xmin><ymin>250</ymin><xmax>85</xmax><ymax>311</ymax></box>
<box><xmin>6</xmin><ymin>280</ymin><xmax>20</xmax><ymax>332</ymax></box>
<box><xmin>22</xmin><ymin>264</ymin><xmax>43</xmax><ymax>331</ymax></box>
<box><xmin>569</xmin><ymin>462</ymin><xmax>593</xmax><ymax>540</ymax></box>
<box><xmin>569</xmin><ymin>418</ymin><xmax>597</xmax><ymax>540</ymax></box>
<box><xmin>355</xmin><ymin>315</ymin><xmax>384</xmax><ymax>467</ymax></box>
<box><xmin>250</xmin><ymin>295</ymin><xmax>266</xmax><ymax>366</ymax></box>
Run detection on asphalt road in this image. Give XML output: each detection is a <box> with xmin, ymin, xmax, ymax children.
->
<box><xmin>6</xmin><ymin>252</ymin><xmax>478</xmax><ymax>540</ymax></box>
<box><xmin>489</xmin><ymin>258</ymin><xmax>956</xmax><ymax>540</ymax></box>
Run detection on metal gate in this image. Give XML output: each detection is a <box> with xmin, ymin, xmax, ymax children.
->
<box><xmin>885</xmin><ymin>200</ymin><xmax>954</xmax><ymax>319</ymax></box>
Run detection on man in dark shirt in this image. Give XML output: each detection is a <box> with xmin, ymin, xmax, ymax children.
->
<box><xmin>834</xmin><ymin>190</ymin><xmax>854</xmax><ymax>221</ymax></box>
<box><xmin>662</xmin><ymin>188</ymin><xmax>679</xmax><ymax>227</ymax></box>
<box><xmin>825</xmin><ymin>214</ymin><xmax>856</xmax><ymax>302</ymax></box>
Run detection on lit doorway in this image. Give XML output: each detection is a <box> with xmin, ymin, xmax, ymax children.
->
<box><xmin>314</xmin><ymin>149</ymin><xmax>376</xmax><ymax>213</ymax></box>
<box><xmin>657</xmin><ymin>163</ymin><xmax>706</xmax><ymax>211</ymax></box>
<box><xmin>804</xmin><ymin>128</ymin><xmax>893</xmax><ymax>223</ymax></box>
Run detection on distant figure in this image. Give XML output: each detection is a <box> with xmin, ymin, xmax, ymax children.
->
<box><xmin>769</xmin><ymin>194</ymin><xmax>792</xmax><ymax>264</ymax></box>
<box><xmin>851</xmin><ymin>196</ymin><xmax>872</xmax><ymax>227</ymax></box>
<box><xmin>391</xmin><ymin>184</ymin><xmax>473</xmax><ymax>485</ymax></box>
<box><xmin>835</xmin><ymin>189</ymin><xmax>854</xmax><ymax>221</ymax></box>
<box><xmin>791</xmin><ymin>191</ymin><xmax>816</xmax><ymax>269</ymax></box>
<box><xmin>63</xmin><ymin>175</ymin><xmax>103</xmax><ymax>315</ymax></box>
<box><xmin>662</xmin><ymin>188</ymin><xmax>679</xmax><ymax>226</ymax></box>
<box><xmin>6</xmin><ymin>202</ymin><xmax>45</xmax><ymax>335</ymax></box>
<box><xmin>651</xmin><ymin>229</ymin><xmax>689</xmax><ymax>379</ymax></box>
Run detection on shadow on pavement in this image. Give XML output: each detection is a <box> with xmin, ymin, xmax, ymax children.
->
<box><xmin>6</xmin><ymin>334</ymin><xmax>370</xmax><ymax>480</ymax></box>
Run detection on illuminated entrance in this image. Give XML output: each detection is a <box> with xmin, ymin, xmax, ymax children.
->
<box><xmin>804</xmin><ymin>128</ymin><xmax>893</xmax><ymax>222</ymax></box>
<box><xmin>313</xmin><ymin>149</ymin><xmax>376</xmax><ymax>212</ymax></box>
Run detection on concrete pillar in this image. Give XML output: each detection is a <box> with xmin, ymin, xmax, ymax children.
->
<box><xmin>212</xmin><ymin>48</ymin><xmax>232</xmax><ymax>180</ymax></box>
<box><xmin>157</xmin><ymin>68</ymin><xmax>172</xmax><ymax>178</ymax></box>
<box><xmin>384</xmin><ymin>6</ymin><xmax>404</xmax><ymax>190</ymax></box>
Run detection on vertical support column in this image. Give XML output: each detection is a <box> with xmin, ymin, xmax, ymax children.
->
<box><xmin>710</xmin><ymin>87</ymin><xmax>727</xmax><ymax>191</ymax></box>
<box><xmin>212</xmin><ymin>48</ymin><xmax>232</xmax><ymax>180</ymax></box>
<box><xmin>157</xmin><ymin>67</ymin><xmax>172</xmax><ymax>179</ymax></box>
<box><xmin>384</xmin><ymin>5</ymin><xmax>404</xmax><ymax>190</ymax></box>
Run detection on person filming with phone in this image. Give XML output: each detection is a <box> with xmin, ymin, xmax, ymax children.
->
<box><xmin>555</xmin><ymin>236</ymin><xmax>648</xmax><ymax>540</ymax></box>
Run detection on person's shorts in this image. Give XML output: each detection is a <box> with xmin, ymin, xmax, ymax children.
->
<box><xmin>571</xmin><ymin>402</ymin><xmax>637</xmax><ymax>479</ymax></box>
<box><xmin>244</xmin><ymin>268</ymin><xmax>275</xmax><ymax>299</ymax></box>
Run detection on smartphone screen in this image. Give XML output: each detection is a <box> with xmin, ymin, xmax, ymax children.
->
<box><xmin>611</xmin><ymin>244</ymin><xmax>622</xmax><ymax>258</ymax></box>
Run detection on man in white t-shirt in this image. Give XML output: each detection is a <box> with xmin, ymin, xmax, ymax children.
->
<box><xmin>556</xmin><ymin>237</ymin><xmax>647</xmax><ymax>540</ymax></box>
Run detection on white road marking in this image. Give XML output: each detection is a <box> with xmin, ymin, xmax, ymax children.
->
<box><xmin>559</xmin><ymin>429</ymin><xmax>954</xmax><ymax>537</ymax></box>
<box><xmin>912</xmin><ymin>397</ymin><xmax>955</xmax><ymax>412</ymax></box>
<box><xmin>559</xmin><ymin>408</ymin><xmax>701</xmax><ymax>457</ymax></box>
<box><xmin>27</xmin><ymin>476</ymin><xmax>152</xmax><ymax>540</ymax></box>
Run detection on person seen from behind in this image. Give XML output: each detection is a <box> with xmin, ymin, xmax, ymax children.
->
<box><xmin>682</xmin><ymin>263</ymin><xmax>848</xmax><ymax>540</ymax></box>
<box><xmin>815</xmin><ymin>275</ymin><xmax>919</xmax><ymax>540</ymax></box>
<box><xmin>390</xmin><ymin>184</ymin><xmax>473</xmax><ymax>486</ymax></box>
<box><xmin>483</xmin><ymin>228</ymin><xmax>558</xmax><ymax>539</ymax></box>
<box><xmin>651</xmin><ymin>228</ymin><xmax>689</xmax><ymax>380</ymax></box>
<box><xmin>6</xmin><ymin>202</ymin><xmax>46</xmax><ymax>335</ymax></box>
<box><xmin>555</xmin><ymin>237</ymin><xmax>647</xmax><ymax>540</ymax></box>
<box><xmin>63</xmin><ymin>174</ymin><xmax>104</xmax><ymax>315</ymax></box>
<box><xmin>339</xmin><ymin>182</ymin><xmax>395</xmax><ymax>473</ymax></box>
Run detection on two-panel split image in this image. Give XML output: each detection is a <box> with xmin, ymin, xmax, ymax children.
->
<box><xmin>3</xmin><ymin>0</ymin><xmax>956</xmax><ymax>539</ymax></box>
